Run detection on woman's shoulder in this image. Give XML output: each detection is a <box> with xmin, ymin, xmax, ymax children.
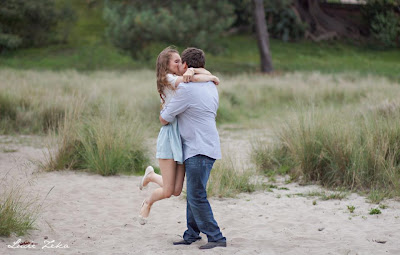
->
<box><xmin>166</xmin><ymin>73</ymin><xmax>177</xmax><ymax>78</ymax></box>
<box><xmin>166</xmin><ymin>73</ymin><xmax>178</xmax><ymax>81</ymax></box>
<box><xmin>166</xmin><ymin>73</ymin><xmax>179</xmax><ymax>87</ymax></box>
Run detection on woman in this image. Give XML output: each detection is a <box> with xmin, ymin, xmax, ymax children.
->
<box><xmin>138</xmin><ymin>46</ymin><xmax>219</xmax><ymax>224</ymax></box>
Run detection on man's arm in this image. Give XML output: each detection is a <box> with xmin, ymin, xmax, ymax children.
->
<box><xmin>191</xmin><ymin>74</ymin><xmax>219</xmax><ymax>85</ymax></box>
<box><xmin>173</xmin><ymin>68</ymin><xmax>214</xmax><ymax>86</ymax></box>
<box><xmin>193</xmin><ymin>68</ymin><xmax>211</xmax><ymax>75</ymax></box>
<box><xmin>159</xmin><ymin>114</ymin><xmax>169</xmax><ymax>125</ymax></box>
<box><xmin>183</xmin><ymin>68</ymin><xmax>212</xmax><ymax>83</ymax></box>
<box><xmin>159</xmin><ymin>85</ymin><xmax>191</xmax><ymax>125</ymax></box>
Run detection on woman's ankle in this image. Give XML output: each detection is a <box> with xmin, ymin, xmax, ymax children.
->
<box><xmin>140</xmin><ymin>201</ymin><xmax>151</xmax><ymax>217</ymax></box>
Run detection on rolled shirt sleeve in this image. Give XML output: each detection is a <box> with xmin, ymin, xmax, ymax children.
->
<box><xmin>160</xmin><ymin>84</ymin><xmax>191</xmax><ymax>123</ymax></box>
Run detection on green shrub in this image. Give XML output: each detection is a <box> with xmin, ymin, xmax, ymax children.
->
<box><xmin>370</xmin><ymin>11</ymin><xmax>400</xmax><ymax>48</ymax></box>
<box><xmin>103</xmin><ymin>0</ymin><xmax>236</xmax><ymax>56</ymax></box>
<box><xmin>0</xmin><ymin>0</ymin><xmax>76</xmax><ymax>52</ymax></box>
<box><xmin>362</xmin><ymin>0</ymin><xmax>400</xmax><ymax>48</ymax></box>
<box><xmin>264</xmin><ymin>0</ymin><xmax>307</xmax><ymax>41</ymax></box>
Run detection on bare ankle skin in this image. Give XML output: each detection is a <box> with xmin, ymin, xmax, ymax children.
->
<box><xmin>140</xmin><ymin>200</ymin><xmax>152</xmax><ymax>218</ymax></box>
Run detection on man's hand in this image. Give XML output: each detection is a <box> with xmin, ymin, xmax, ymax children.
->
<box><xmin>183</xmin><ymin>68</ymin><xmax>195</xmax><ymax>83</ymax></box>
<box><xmin>159</xmin><ymin>115</ymin><xmax>169</xmax><ymax>125</ymax></box>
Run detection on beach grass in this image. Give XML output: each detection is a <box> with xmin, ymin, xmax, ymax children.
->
<box><xmin>0</xmin><ymin>180</ymin><xmax>40</xmax><ymax>237</ymax></box>
<box><xmin>0</xmin><ymin>89</ymin><xmax>65</xmax><ymax>134</ymax></box>
<box><xmin>252</xmin><ymin>97</ymin><xmax>400</xmax><ymax>202</ymax></box>
<box><xmin>2</xmin><ymin>69</ymin><xmax>400</xmax><ymax>199</ymax></box>
<box><xmin>42</xmin><ymin>101</ymin><xmax>150</xmax><ymax>176</ymax></box>
<box><xmin>207</xmin><ymin>156</ymin><xmax>259</xmax><ymax>198</ymax></box>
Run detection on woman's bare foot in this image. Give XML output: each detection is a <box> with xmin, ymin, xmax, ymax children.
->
<box><xmin>142</xmin><ymin>172</ymin><xmax>155</xmax><ymax>188</ymax></box>
<box><xmin>139</xmin><ymin>199</ymin><xmax>151</xmax><ymax>225</ymax></box>
<box><xmin>139</xmin><ymin>166</ymin><xmax>154</xmax><ymax>190</ymax></box>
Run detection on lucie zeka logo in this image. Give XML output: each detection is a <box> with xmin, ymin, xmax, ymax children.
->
<box><xmin>8</xmin><ymin>238</ymin><xmax>69</xmax><ymax>249</ymax></box>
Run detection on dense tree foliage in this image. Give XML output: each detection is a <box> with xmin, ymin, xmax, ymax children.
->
<box><xmin>104</xmin><ymin>0</ymin><xmax>235</xmax><ymax>56</ymax></box>
<box><xmin>0</xmin><ymin>0</ymin><xmax>76</xmax><ymax>52</ymax></box>
<box><xmin>362</xmin><ymin>0</ymin><xmax>400</xmax><ymax>48</ymax></box>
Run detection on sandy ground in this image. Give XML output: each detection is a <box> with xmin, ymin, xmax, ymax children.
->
<box><xmin>1</xmin><ymin>133</ymin><xmax>400</xmax><ymax>255</ymax></box>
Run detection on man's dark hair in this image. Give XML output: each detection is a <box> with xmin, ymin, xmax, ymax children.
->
<box><xmin>181</xmin><ymin>47</ymin><xmax>205</xmax><ymax>68</ymax></box>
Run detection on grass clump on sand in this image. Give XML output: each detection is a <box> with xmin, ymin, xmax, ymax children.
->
<box><xmin>252</xmin><ymin>100</ymin><xmax>400</xmax><ymax>202</ymax></box>
<box><xmin>0</xmin><ymin>181</ymin><xmax>41</xmax><ymax>237</ymax></box>
<box><xmin>369</xmin><ymin>208</ymin><xmax>382</xmax><ymax>215</ymax></box>
<box><xmin>347</xmin><ymin>205</ymin><xmax>355</xmax><ymax>213</ymax></box>
<box><xmin>43</xmin><ymin>104</ymin><xmax>150</xmax><ymax>176</ymax></box>
<box><xmin>207</xmin><ymin>156</ymin><xmax>259</xmax><ymax>198</ymax></box>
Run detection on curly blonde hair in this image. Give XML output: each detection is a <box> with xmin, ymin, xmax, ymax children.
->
<box><xmin>156</xmin><ymin>46</ymin><xmax>179</xmax><ymax>106</ymax></box>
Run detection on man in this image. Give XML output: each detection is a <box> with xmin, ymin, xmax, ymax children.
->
<box><xmin>159</xmin><ymin>47</ymin><xmax>227</xmax><ymax>250</ymax></box>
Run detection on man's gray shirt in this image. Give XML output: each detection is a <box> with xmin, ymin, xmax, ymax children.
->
<box><xmin>160</xmin><ymin>81</ymin><xmax>221</xmax><ymax>162</ymax></box>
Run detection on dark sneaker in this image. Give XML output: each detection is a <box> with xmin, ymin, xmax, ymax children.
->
<box><xmin>173</xmin><ymin>240</ymin><xmax>193</xmax><ymax>245</ymax></box>
<box><xmin>199</xmin><ymin>242</ymin><xmax>227</xmax><ymax>249</ymax></box>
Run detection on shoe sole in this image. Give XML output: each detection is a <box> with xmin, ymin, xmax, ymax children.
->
<box><xmin>199</xmin><ymin>243</ymin><xmax>227</xmax><ymax>249</ymax></box>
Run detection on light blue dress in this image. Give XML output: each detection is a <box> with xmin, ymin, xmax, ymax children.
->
<box><xmin>156</xmin><ymin>74</ymin><xmax>184</xmax><ymax>164</ymax></box>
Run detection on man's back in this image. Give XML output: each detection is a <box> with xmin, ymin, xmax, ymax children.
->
<box><xmin>161</xmin><ymin>81</ymin><xmax>221</xmax><ymax>161</ymax></box>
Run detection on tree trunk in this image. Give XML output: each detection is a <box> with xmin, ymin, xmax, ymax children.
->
<box><xmin>253</xmin><ymin>0</ymin><xmax>273</xmax><ymax>73</ymax></box>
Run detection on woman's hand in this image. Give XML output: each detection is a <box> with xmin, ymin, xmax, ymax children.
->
<box><xmin>183</xmin><ymin>68</ymin><xmax>195</xmax><ymax>83</ymax></box>
<box><xmin>212</xmin><ymin>76</ymin><xmax>220</xmax><ymax>85</ymax></box>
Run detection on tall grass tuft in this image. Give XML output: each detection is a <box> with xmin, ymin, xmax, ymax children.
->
<box><xmin>252</xmin><ymin>102</ymin><xmax>400</xmax><ymax>201</ymax></box>
<box><xmin>0</xmin><ymin>181</ymin><xmax>40</xmax><ymax>237</ymax></box>
<box><xmin>43</xmin><ymin>103</ymin><xmax>150</xmax><ymax>176</ymax></box>
<box><xmin>77</xmin><ymin>115</ymin><xmax>149</xmax><ymax>176</ymax></box>
<box><xmin>207</xmin><ymin>156</ymin><xmax>259</xmax><ymax>198</ymax></box>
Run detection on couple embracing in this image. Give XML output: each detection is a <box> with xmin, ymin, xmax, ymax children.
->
<box><xmin>138</xmin><ymin>46</ymin><xmax>227</xmax><ymax>250</ymax></box>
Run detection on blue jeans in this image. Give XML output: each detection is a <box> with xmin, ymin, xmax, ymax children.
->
<box><xmin>183</xmin><ymin>155</ymin><xmax>226</xmax><ymax>243</ymax></box>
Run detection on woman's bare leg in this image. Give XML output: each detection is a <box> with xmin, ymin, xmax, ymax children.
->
<box><xmin>140</xmin><ymin>159</ymin><xmax>177</xmax><ymax>218</ymax></box>
<box><xmin>173</xmin><ymin>164</ymin><xmax>185</xmax><ymax>196</ymax></box>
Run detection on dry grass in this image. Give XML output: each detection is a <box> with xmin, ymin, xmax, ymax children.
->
<box><xmin>253</xmin><ymin>100</ymin><xmax>400</xmax><ymax>202</ymax></box>
<box><xmin>1</xmin><ymin>69</ymin><xmax>398</xmax><ymax>130</ymax></box>
<box><xmin>0</xmin><ymin>174</ymin><xmax>42</xmax><ymax>237</ymax></box>
<box><xmin>207</xmin><ymin>155</ymin><xmax>260</xmax><ymax>198</ymax></box>
<box><xmin>2</xmin><ymin>68</ymin><xmax>400</xmax><ymax>195</ymax></box>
